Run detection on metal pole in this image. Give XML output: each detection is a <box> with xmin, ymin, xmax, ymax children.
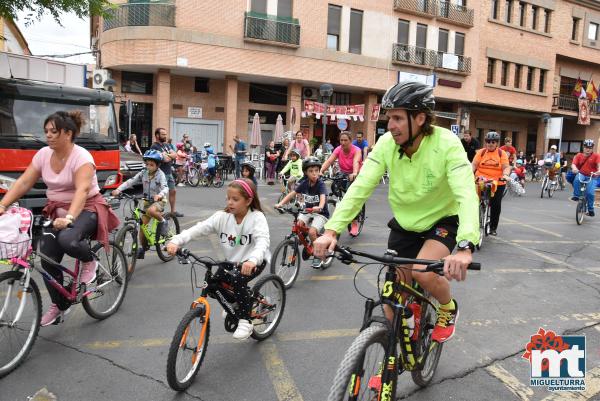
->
<box><xmin>323</xmin><ymin>100</ymin><xmax>328</xmax><ymax>151</ymax></box>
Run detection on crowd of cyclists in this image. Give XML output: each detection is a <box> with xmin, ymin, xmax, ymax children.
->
<box><xmin>2</xmin><ymin>80</ymin><xmax>600</xmax><ymax>393</ymax></box>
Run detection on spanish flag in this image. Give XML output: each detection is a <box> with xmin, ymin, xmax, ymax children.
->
<box><xmin>586</xmin><ymin>80</ymin><xmax>598</xmax><ymax>101</ymax></box>
<box><xmin>572</xmin><ymin>78</ymin><xmax>583</xmax><ymax>97</ymax></box>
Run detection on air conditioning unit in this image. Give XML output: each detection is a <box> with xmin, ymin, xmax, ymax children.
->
<box><xmin>302</xmin><ymin>87</ymin><xmax>318</xmax><ymax>100</ymax></box>
<box><xmin>92</xmin><ymin>69</ymin><xmax>109</xmax><ymax>89</ymax></box>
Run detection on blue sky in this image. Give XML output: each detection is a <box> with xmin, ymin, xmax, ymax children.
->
<box><xmin>15</xmin><ymin>11</ymin><xmax>95</xmax><ymax>65</ymax></box>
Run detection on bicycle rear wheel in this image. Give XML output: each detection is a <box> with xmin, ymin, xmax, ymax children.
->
<box><xmin>540</xmin><ymin>177</ymin><xmax>548</xmax><ymax>198</ymax></box>
<box><xmin>327</xmin><ymin>325</ymin><xmax>390</xmax><ymax>401</ymax></box>
<box><xmin>250</xmin><ymin>274</ymin><xmax>286</xmax><ymax>341</ymax></box>
<box><xmin>115</xmin><ymin>223</ymin><xmax>137</xmax><ymax>280</ymax></box>
<box><xmin>166</xmin><ymin>306</ymin><xmax>209</xmax><ymax>391</ymax></box>
<box><xmin>270</xmin><ymin>238</ymin><xmax>300</xmax><ymax>289</ymax></box>
<box><xmin>187</xmin><ymin>167</ymin><xmax>201</xmax><ymax>187</ymax></box>
<box><xmin>576</xmin><ymin>200</ymin><xmax>586</xmax><ymax>225</ymax></box>
<box><xmin>156</xmin><ymin>214</ymin><xmax>180</xmax><ymax>262</ymax></box>
<box><xmin>411</xmin><ymin>292</ymin><xmax>443</xmax><ymax>387</ymax></box>
<box><xmin>212</xmin><ymin>170</ymin><xmax>224</xmax><ymax>188</ymax></box>
<box><xmin>0</xmin><ymin>270</ymin><xmax>41</xmax><ymax>378</ymax></box>
<box><xmin>82</xmin><ymin>241</ymin><xmax>128</xmax><ymax>320</ymax></box>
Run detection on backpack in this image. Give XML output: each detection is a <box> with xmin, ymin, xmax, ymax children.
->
<box><xmin>478</xmin><ymin>148</ymin><xmax>505</xmax><ymax>158</ymax></box>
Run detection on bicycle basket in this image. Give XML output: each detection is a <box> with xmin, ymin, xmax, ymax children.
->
<box><xmin>0</xmin><ymin>239</ymin><xmax>32</xmax><ymax>260</ymax></box>
<box><xmin>0</xmin><ymin>206</ymin><xmax>33</xmax><ymax>260</ymax></box>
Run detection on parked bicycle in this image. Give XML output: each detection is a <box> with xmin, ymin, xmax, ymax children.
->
<box><xmin>326</xmin><ymin>246</ymin><xmax>480</xmax><ymax>401</ymax></box>
<box><xmin>324</xmin><ymin>173</ymin><xmax>366</xmax><ymax>237</ymax></box>
<box><xmin>0</xmin><ymin>211</ymin><xmax>127</xmax><ymax>378</ymax></box>
<box><xmin>165</xmin><ymin>248</ymin><xmax>285</xmax><ymax>391</ymax></box>
<box><xmin>575</xmin><ymin>172</ymin><xmax>600</xmax><ymax>225</ymax></box>
<box><xmin>271</xmin><ymin>205</ymin><xmax>334</xmax><ymax>288</ymax></box>
<box><xmin>111</xmin><ymin>193</ymin><xmax>180</xmax><ymax>278</ymax></box>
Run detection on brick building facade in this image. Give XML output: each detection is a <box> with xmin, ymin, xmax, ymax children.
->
<box><xmin>92</xmin><ymin>0</ymin><xmax>600</xmax><ymax>157</ymax></box>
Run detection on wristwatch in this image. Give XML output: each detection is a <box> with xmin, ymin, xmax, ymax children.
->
<box><xmin>457</xmin><ymin>239</ymin><xmax>475</xmax><ymax>252</ymax></box>
<box><xmin>65</xmin><ymin>214</ymin><xmax>74</xmax><ymax>223</ymax></box>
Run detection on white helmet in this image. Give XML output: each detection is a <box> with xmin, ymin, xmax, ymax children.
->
<box><xmin>550</xmin><ymin>145</ymin><xmax>557</xmax><ymax>150</ymax></box>
<box><xmin>203</xmin><ymin>142</ymin><xmax>211</xmax><ymax>148</ymax></box>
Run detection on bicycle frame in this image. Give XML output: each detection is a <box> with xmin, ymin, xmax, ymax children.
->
<box><xmin>124</xmin><ymin>197</ymin><xmax>159</xmax><ymax>246</ymax></box>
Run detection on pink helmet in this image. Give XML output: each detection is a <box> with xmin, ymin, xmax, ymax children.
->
<box><xmin>176</xmin><ymin>142</ymin><xmax>184</xmax><ymax>149</ymax></box>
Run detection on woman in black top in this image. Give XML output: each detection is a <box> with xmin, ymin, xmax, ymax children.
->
<box><xmin>265</xmin><ymin>140</ymin><xmax>280</xmax><ymax>185</ymax></box>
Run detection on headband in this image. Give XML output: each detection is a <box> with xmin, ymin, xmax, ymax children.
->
<box><xmin>233</xmin><ymin>179</ymin><xmax>254</xmax><ymax>199</ymax></box>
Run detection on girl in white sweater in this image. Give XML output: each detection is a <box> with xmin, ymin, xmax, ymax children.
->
<box><xmin>167</xmin><ymin>178</ymin><xmax>270</xmax><ymax>340</ymax></box>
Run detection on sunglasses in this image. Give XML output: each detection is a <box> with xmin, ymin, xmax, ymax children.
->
<box><xmin>485</xmin><ymin>140</ymin><xmax>498</xmax><ymax>144</ymax></box>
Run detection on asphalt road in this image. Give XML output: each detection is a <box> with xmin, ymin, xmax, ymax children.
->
<box><xmin>1</xmin><ymin>180</ymin><xmax>599</xmax><ymax>401</ymax></box>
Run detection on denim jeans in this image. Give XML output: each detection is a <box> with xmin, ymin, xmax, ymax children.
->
<box><xmin>234</xmin><ymin>157</ymin><xmax>244</xmax><ymax>178</ymax></box>
<box><xmin>573</xmin><ymin>173</ymin><xmax>597</xmax><ymax>212</ymax></box>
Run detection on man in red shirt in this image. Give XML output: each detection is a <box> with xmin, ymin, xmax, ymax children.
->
<box><xmin>500</xmin><ymin>137</ymin><xmax>517</xmax><ymax>166</ymax></box>
<box><xmin>571</xmin><ymin>139</ymin><xmax>600</xmax><ymax>216</ymax></box>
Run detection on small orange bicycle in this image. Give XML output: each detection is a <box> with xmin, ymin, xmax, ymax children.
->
<box><xmin>166</xmin><ymin>248</ymin><xmax>286</xmax><ymax>391</ymax></box>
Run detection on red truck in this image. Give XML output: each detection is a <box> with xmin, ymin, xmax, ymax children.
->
<box><xmin>0</xmin><ymin>77</ymin><xmax>122</xmax><ymax>212</ymax></box>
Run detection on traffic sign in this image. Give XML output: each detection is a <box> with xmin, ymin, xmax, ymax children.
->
<box><xmin>337</xmin><ymin>119</ymin><xmax>348</xmax><ymax>130</ymax></box>
<box><xmin>451</xmin><ymin>124</ymin><xmax>460</xmax><ymax>136</ymax></box>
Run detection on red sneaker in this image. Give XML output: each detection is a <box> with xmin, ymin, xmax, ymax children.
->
<box><xmin>431</xmin><ymin>300</ymin><xmax>459</xmax><ymax>343</ymax></box>
<box><xmin>350</xmin><ymin>220</ymin><xmax>359</xmax><ymax>236</ymax></box>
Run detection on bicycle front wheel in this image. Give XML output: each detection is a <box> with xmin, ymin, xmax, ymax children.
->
<box><xmin>576</xmin><ymin>200</ymin><xmax>586</xmax><ymax>225</ymax></box>
<box><xmin>0</xmin><ymin>270</ymin><xmax>42</xmax><ymax>378</ymax></box>
<box><xmin>270</xmin><ymin>238</ymin><xmax>300</xmax><ymax>289</ymax></box>
<box><xmin>540</xmin><ymin>177</ymin><xmax>548</xmax><ymax>198</ymax></box>
<box><xmin>187</xmin><ymin>167</ymin><xmax>201</xmax><ymax>187</ymax></box>
<box><xmin>82</xmin><ymin>241</ymin><xmax>128</xmax><ymax>320</ymax></box>
<box><xmin>327</xmin><ymin>325</ymin><xmax>389</xmax><ymax>401</ymax></box>
<box><xmin>156</xmin><ymin>213</ymin><xmax>180</xmax><ymax>262</ymax></box>
<box><xmin>115</xmin><ymin>223</ymin><xmax>138</xmax><ymax>280</ymax></box>
<box><xmin>347</xmin><ymin>205</ymin><xmax>366</xmax><ymax>237</ymax></box>
<box><xmin>411</xmin><ymin>292</ymin><xmax>444</xmax><ymax>387</ymax></box>
<box><xmin>548</xmin><ymin>181</ymin><xmax>556</xmax><ymax>198</ymax></box>
<box><xmin>250</xmin><ymin>274</ymin><xmax>286</xmax><ymax>341</ymax></box>
<box><xmin>212</xmin><ymin>171</ymin><xmax>224</xmax><ymax>188</ymax></box>
<box><xmin>166</xmin><ymin>306</ymin><xmax>210</xmax><ymax>391</ymax></box>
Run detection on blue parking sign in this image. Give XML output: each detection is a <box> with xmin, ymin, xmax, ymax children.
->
<box><xmin>451</xmin><ymin>125</ymin><xmax>460</xmax><ymax>136</ymax></box>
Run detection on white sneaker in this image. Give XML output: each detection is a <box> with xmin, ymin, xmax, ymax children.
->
<box><xmin>222</xmin><ymin>309</ymin><xmax>228</xmax><ymax>319</ymax></box>
<box><xmin>177</xmin><ymin>183</ymin><xmax>186</xmax><ymax>187</ymax></box>
<box><xmin>232</xmin><ymin>319</ymin><xmax>253</xmax><ymax>340</ymax></box>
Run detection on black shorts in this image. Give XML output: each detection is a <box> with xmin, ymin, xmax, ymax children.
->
<box><xmin>387</xmin><ymin>216</ymin><xmax>459</xmax><ymax>259</ymax></box>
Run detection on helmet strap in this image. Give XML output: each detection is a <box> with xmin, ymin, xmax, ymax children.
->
<box><xmin>398</xmin><ymin>112</ymin><xmax>424</xmax><ymax>158</ymax></box>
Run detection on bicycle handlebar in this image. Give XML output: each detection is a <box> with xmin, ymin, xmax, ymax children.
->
<box><xmin>333</xmin><ymin>245</ymin><xmax>481</xmax><ymax>275</ymax></box>
<box><xmin>175</xmin><ymin>248</ymin><xmax>237</xmax><ymax>273</ymax></box>
<box><xmin>274</xmin><ymin>205</ymin><xmax>316</xmax><ymax>215</ymax></box>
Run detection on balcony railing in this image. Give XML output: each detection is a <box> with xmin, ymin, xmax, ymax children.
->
<box><xmin>244</xmin><ymin>12</ymin><xmax>300</xmax><ymax>46</ymax></box>
<box><xmin>393</xmin><ymin>44</ymin><xmax>471</xmax><ymax>74</ymax></box>
<box><xmin>393</xmin><ymin>0</ymin><xmax>436</xmax><ymax>16</ymax></box>
<box><xmin>103</xmin><ymin>2</ymin><xmax>175</xmax><ymax>31</ymax></box>
<box><xmin>553</xmin><ymin>94</ymin><xmax>600</xmax><ymax>115</ymax></box>
<box><xmin>436</xmin><ymin>1</ymin><xmax>474</xmax><ymax>27</ymax></box>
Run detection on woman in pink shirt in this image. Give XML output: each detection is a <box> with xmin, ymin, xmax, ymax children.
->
<box><xmin>283</xmin><ymin>131</ymin><xmax>311</xmax><ymax>160</ymax></box>
<box><xmin>0</xmin><ymin>111</ymin><xmax>119</xmax><ymax>326</ymax></box>
<box><xmin>319</xmin><ymin>131</ymin><xmax>362</xmax><ymax>235</ymax></box>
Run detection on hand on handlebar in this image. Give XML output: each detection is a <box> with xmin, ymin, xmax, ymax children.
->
<box><xmin>240</xmin><ymin>260</ymin><xmax>257</xmax><ymax>276</ymax></box>
<box><xmin>166</xmin><ymin>242</ymin><xmax>179</xmax><ymax>256</ymax></box>
<box><xmin>53</xmin><ymin>217</ymin><xmax>72</xmax><ymax>231</ymax></box>
<box><xmin>314</xmin><ymin>230</ymin><xmax>337</xmax><ymax>259</ymax></box>
<box><xmin>443</xmin><ymin>251</ymin><xmax>472</xmax><ymax>281</ymax></box>
<box><xmin>111</xmin><ymin>190</ymin><xmax>121</xmax><ymax>197</ymax></box>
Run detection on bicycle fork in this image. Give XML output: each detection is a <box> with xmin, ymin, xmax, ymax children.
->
<box><xmin>0</xmin><ymin>269</ymin><xmax>31</xmax><ymax>325</ymax></box>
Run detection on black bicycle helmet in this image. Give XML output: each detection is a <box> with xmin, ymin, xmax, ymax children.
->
<box><xmin>485</xmin><ymin>131</ymin><xmax>501</xmax><ymax>141</ymax></box>
<box><xmin>381</xmin><ymin>81</ymin><xmax>435</xmax><ymax>112</ymax></box>
<box><xmin>241</xmin><ymin>161</ymin><xmax>256</xmax><ymax>174</ymax></box>
<box><xmin>302</xmin><ymin>156</ymin><xmax>322</xmax><ymax>173</ymax></box>
<box><xmin>584</xmin><ymin>139</ymin><xmax>594</xmax><ymax>148</ymax></box>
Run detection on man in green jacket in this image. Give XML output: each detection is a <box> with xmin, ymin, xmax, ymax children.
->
<box><xmin>314</xmin><ymin>81</ymin><xmax>479</xmax><ymax>343</ymax></box>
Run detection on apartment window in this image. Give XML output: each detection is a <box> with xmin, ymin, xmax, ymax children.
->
<box><xmin>250</xmin><ymin>0</ymin><xmax>267</xmax><ymax>13</ymax></box>
<box><xmin>491</xmin><ymin>0</ymin><xmax>498</xmax><ymax>19</ymax></box>
<box><xmin>455</xmin><ymin>32</ymin><xmax>465</xmax><ymax>55</ymax></box>
<box><xmin>572</xmin><ymin>18</ymin><xmax>580</xmax><ymax>41</ymax></box>
<box><xmin>194</xmin><ymin>78</ymin><xmax>209</xmax><ymax>93</ymax></box>
<box><xmin>544</xmin><ymin>9</ymin><xmax>550</xmax><ymax>33</ymax></box>
<box><xmin>505</xmin><ymin>0</ymin><xmax>512</xmax><ymax>23</ymax></box>
<box><xmin>457</xmin><ymin>0</ymin><xmax>466</xmax><ymax>6</ymax></box>
<box><xmin>438</xmin><ymin>28</ymin><xmax>449</xmax><ymax>53</ymax></box>
<box><xmin>526</xmin><ymin>67</ymin><xmax>534</xmax><ymax>90</ymax></box>
<box><xmin>514</xmin><ymin>64</ymin><xmax>522</xmax><ymax>88</ymax></box>
<box><xmin>277</xmin><ymin>0</ymin><xmax>292</xmax><ymax>18</ymax></box>
<box><xmin>487</xmin><ymin>58</ymin><xmax>496</xmax><ymax>84</ymax></box>
<box><xmin>398</xmin><ymin>19</ymin><xmax>410</xmax><ymax>44</ymax></box>
<box><xmin>121</xmin><ymin>72</ymin><xmax>153</xmax><ymax>94</ymax></box>
<box><xmin>327</xmin><ymin>4</ymin><xmax>341</xmax><ymax>50</ymax></box>
<box><xmin>539</xmin><ymin>69</ymin><xmax>546</xmax><ymax>92</ymax></box>
<box><xmin>518</xmin><ymin>2</ymin><xmax>526</xmax><ymax>27</ymax></box>
<box><xmin>501</xmin><ymin>61</ymin><xmax>509</xmax><ymax>86</ymax></box>
<box><xmin>416</xmin><ymin>23</ymin><xmax>427</xmax><ymax>48</ymax></box>
<box><xmin>531</xmin><ymin>6</ymin><xmax>538</xmax><ymax>30</ymax></box>
<box><xmin>588</xmin><ymin>22</ymin><xmax>598</xmax><ymax>41</ymax></box>
<box><xmin>349</xmin><ymin>9</ymin><xmax>363</xmax><ymax>54</ymax></box>
<box><xmin>249</xmin><ymin>83</ymin><xmax>287</xmax><ymax>105</ymax></box>
<box><xmin>331</xmin><ymin>92</ymin><xmax>351</xmax><ymax>105</ymax></box>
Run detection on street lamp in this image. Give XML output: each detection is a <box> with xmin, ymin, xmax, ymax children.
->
<box><xmin>319</xmin><ymin>83</ymin><xmax>334</xmax><ymax>151</ymax></box>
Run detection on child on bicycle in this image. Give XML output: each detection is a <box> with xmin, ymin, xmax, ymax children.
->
<box><xmin>112</xmin><ymin>149</ymin><xmax>169</xmax><ymax>259</ymax></box>
<box><xmin>204</xmin><ymin>142</ymin><xmax>218</xmax><ymax>180</ymax></box>
<box><xmin>279</xmin><ymin>149</ymin><xmax>303</xmax><ymax>191</ymax></box>
<box><xmin>241</xmin><ymin>161</ymin><xmax>258</xmax><ymax>186</ymax></box>
<box><xmin>166</xmin><ymin>178</ymin><xmax>270</xmax><ymax>340</ymax></box>
<box><xmin>510</xmin><ymin>159</ymin><xmax>526</xmax><ymax>188</ymax></box>
<box><xmin>275</xmin><ymin>157</ymin><xmax>329</xmax><ymax>268</ymax></box>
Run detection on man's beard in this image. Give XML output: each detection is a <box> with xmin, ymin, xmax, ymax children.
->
<box><xmin>158</xmin><ymin>136</ymin><xmax>166</xmax><ymax>143</ymax></box>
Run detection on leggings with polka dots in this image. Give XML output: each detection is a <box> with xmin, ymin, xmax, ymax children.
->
<box><xmin>213</xmin><ymin>262</ymin><xmax>266</xmax><ymax>320</ymax></box>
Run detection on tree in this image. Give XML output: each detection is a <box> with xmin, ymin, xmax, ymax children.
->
<box><xmin>0</xmin><ymin>0</ymin><xmax>112</xmax><ymax>25</ymax></box>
